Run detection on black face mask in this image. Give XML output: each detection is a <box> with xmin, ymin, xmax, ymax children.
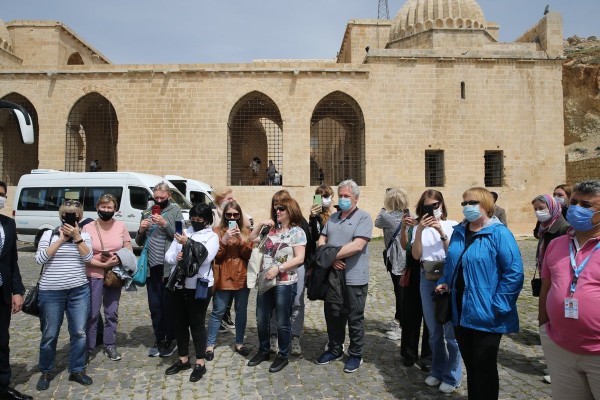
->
<box><xmin>191</xmin><ymin>221</ymin><xmax>207</xmax><ymax>232</ymax></box>
<box><xmin>155</xmin><ymin>198</ymin><xmax>169</xmax><ymax>209</ymax></box>
<box><xmin>98</xmin><ymin>210</ymin><xmax>115</xmax><ymax>221</ymax></box>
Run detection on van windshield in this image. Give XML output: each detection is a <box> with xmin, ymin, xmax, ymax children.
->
<box><xmin>170</xmin><ymin>190</ymin><xmax>192</xmax><ymax>210</ymax></box>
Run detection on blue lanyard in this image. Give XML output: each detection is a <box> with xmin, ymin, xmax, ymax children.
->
<box><xmin>568</xmin><ymin>240</ymin><xmax>600</xmax><ymax>295</ymax></box>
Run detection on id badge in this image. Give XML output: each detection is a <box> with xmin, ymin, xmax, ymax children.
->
<box><xmin>564</xmin><ymin>298</ymin><xmax>579</xmax><ymax>319</ymax></box>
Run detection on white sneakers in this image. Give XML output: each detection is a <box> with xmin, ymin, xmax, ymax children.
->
<box><xmin>425</xmin><ymin>376</ymin><xmax>460</xmax><ymax>393</ymax></box>
<box><xmin>385</xmin><ymin>326</ymin><xmax>402</xmax><ymax>341</ymax></box>
<box><xmin>383</xmin><ymin>319</ymin><xmax>400</xmax><ymax>332</ymax></box>
<box><xmin>424</xmin><ymin>376</ymin><xmax>441</xmax><ymax>386</ymax></box>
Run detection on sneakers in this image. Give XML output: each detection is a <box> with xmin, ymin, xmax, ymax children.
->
<box><xmin>425</xmin><ymin>376</ymin><xmax>442</xmax><ymax>386</ymax></box>
<box><xmin>543</xmin><ymin>375</ymin><xmax>551</xmax><ymax>384</ymax></box>
<box><xmin>159</xmin><ymin>340</ymin><xmax>177</xmax><ymax>357</ymax></box>
<box><xmin>383</xmin><ymin>319</ymin><xmax>400</xmax><ymax>332</ymax></box>
<box><xmin>36</xmin><ymin>373</ymin><xmax>51</xmax><ymax>391</ymax></box>
<box><xmin>385</xmin><ymin>326</ymin><xmax>402</xmax><ymax>341</ymax></box>
<box><xmin>315</xmin><ymin>351</ymin><xmax>343</xmax><ymax>365</ymax></box>
<box><xmin>343</xmin><ymin>356</ymin><xmax>363</xmax><ymax>373</ymax></box>
<box><xmin>103</xmin><ymin>345</ymin><xmax>122</xmax><ymax>361</ymax></box>
<box><xmin>148</xmin><ymin>341</ymin><xmax>161</xmax><ymax>357</ymax></box>
<box><xmin>68</xmin><ymin>372</ymin><xmax>93</xmax><ymax>386</ymax></box>
<box><xmin>222</xmin><ymin>314</ymin><xmax>235</xmax><ymax>329</ymax></box>
<box><xmin>269</xmin><ymin>335</ymin><xmax>279</xmax><ymax>354</ymax></box>
<box><xmin>439</xmin><ymin>382</ymin><xmax>461</xmax><ymax>394</ymax></box>
<box><xmin>269</xmin><ymin>355</ymin><xmax>289</xmax><ymax>373</ymax></box>
<box><xmin>291</xmin><ymin>336</ymin><xmax>302</xmax><ymax>356</ymax></box>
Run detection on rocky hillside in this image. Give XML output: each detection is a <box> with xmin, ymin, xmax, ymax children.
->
<box><xmin>563</xmin><ymin>36</ymin><xmax>600</xmax><ymax>162</ymax></box>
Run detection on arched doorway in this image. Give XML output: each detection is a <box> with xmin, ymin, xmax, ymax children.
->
<box><xmin>0</xmin><ymin>93</ymin><xmax>39</xmax><ymax>185</ymax></box>
<box><xmin>66</xmin><ymin>93</ymin><xmax>118</xmax><ymax>172</ymax></box>
<box><xmin>310</xmin><ymin>91</ymin><xmax>365</xmax><ymax>186</ymax></box>
<box><xmin>228</xmin><ymin>91</ymin><xmax>283</xmax><ymax>186</ymax></box>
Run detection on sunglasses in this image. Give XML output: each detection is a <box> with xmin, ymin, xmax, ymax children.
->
<box><xmin>430</xmin><ymin>202</ymin><xmax>441</xmax><ymax>209</ymax></box>
<box><xmin>225</xmin><ymin>212</ymin><xmax>240</xmax><ymax>219</ymax></box>
<box><xmin>461</xmin><ymin>200</ymin><xmax>480</xmax><ymax>206</ymax></box>
<box><xmin>274</xmin><ymin>206</ymin><xmax>287</xmax><ymax>212</ymax></box>
<box><xmin>63</xmin><ymin>200</ymin><xmax>82</xmax><ymax>207</ymax></box>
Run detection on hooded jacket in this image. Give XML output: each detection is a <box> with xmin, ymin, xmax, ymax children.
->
<box><xmin>439</xmin><ymin>217</ymin><xmax>524</xmax><ymax>333</ymax></box>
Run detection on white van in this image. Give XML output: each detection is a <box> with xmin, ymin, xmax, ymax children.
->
<box><xmin>13</xmin><ymin>170</ymin><xmax>192</xmax><ymax>248</ymax></box>
<box><xmin>164</xmin><ymin>175</ymin><xmax>214</xmax><ymax>206</ymax></box>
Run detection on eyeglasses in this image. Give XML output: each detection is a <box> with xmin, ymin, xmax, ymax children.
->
<box><xmin>63</xmin><ymin>200</ymin><xmax>82</xmax><ymax>207</ymax></box>
<box><xmin>225</xmin><ymin>212</ymin><xmax>240</xmax><ymax>219</ymax></box>
<box><xmin>461</xmin><ymin>200</ymin><xmax>480</xmax><ymax>206</ymax></box>
<box><xmin>274</xmin><ymin>206</ymin><xmax>287</xmax><ymax>212</ymax></box>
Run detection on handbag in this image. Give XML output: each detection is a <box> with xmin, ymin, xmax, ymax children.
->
<box><xmin>132</xmin><ymin>242</ymin><xmax>149</xmax><ymax>286</ymax></box>
<box><xmin>399</xmin><ymin>226</ymin><xmax>415</xmax><ymax>288</ymax></box>
<box><xmin>95</xmin><ymin>221</ymin><xmax>124</xmax><ymax>289</ymax></box>
<box><xmin>195</xmin><ymin>277</ymin><xmax>210</xmax><ymax>299</ymax></box>
<box><xmin>23</xmin><ymin>229</ymin><xmax>57</xmax><ymax>317</ymax></box>
<box><xmin>247</xmin><ymin>233</ymin><xmax>270</xmax><ymax>289</ymax></box>
<box><xmin>422</xmin><ymin>260</ymin><xmax>445</xmax><ymax>281</ymax></box>
<box><xmin>531</xmin><ymin>264</ymin><xmax>541</xmax><ymax>297</ymax></box>
<box><xmin>256</xmin><ymin>269</ymin><xmax>277</xmax><ymax>295</ymax></box>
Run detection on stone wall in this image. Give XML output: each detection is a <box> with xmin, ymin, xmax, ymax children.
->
<box><xmin>567</xmin><ymin>158</ymin><xmax>600</xmax><ymax>183</ymax></box>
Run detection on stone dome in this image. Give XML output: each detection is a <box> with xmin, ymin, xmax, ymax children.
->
<box><xmin>389</xmin><ymin>0</ymin><xmax>487</xmax><ymax>43</ymax></box>
<box><xmin>0</xmin><ymin>19</ymin><xmax>14</xmax><ymax>53</ymax></box>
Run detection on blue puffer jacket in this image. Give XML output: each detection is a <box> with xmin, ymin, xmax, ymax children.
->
<box><xmin>439</xmin><ymin>217</ymin><xmax>524</xmax><ymax>333</ymax></box>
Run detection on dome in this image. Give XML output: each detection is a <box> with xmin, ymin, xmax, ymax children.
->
<box><xmin>389</xmin><ymin>0</ymin><xmax>487</xmax><ymax>43</ymax></box>
<box><xmin>0</xmin><ymin>19</ymin><xmax>14</xmax><ymax>53</ymax></box>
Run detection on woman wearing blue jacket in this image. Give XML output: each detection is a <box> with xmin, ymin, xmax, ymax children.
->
<box><xmin>436</xmin><ymin>187</ymin><xmax>523</xmax><ymax>400</ymax></box>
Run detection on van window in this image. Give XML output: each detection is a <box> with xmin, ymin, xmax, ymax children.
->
<box><xmin>170</xmin><ymin>190</ymin><xmax>192</xmax><ymax>209</ymax></box>
<box><xmin>49</xmin><ymin>187</ymin><xmax>84</xmax><ymax>207</ymax></box>
<box><xmin>190</xmin><ymin>191</ymin><xmax>210</xmax><ymax>206</ymax></box>
<box><xmin>129</xmin><ymin>186</ymin><xmax>151</xmax><ymax>210</ymax></box>
<box><xmin>83</xmin><ymin>187</ymin><xmax>123</xmax><ymax>211</ymax></box>
<box><xmin>18</xmin><ymin>186</ymin><xmax>124</xmax><ymax>211</ymax></box>
<box><xmin>18</xmin><ymin>188</ymin><xmax>51</xmax><ymax>210</ymax></box>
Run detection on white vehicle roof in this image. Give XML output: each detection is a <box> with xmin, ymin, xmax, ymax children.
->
<box><xmin>164</xmin><ymin>175</ymin><xmax>213</xmax><ymax>194</ymax></box>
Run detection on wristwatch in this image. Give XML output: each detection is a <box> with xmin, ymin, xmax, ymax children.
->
<box><xmin>440</xmin><ymin>235</ymin><xmax>448</xmax><ymax>242</ymax></box>
<box><xmin>74</xmin><ymin>238</ymin><xmax>84</xmax><ymax>244</ymax></box>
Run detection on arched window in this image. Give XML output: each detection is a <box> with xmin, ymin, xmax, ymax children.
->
<box><xmin>228</xmin><ymin>92</ymin><xmax>283</xmax><ymax>186</ymax></box>
<box><xmin>0</xmin><ymin>93</ymin><xmax>39</xmax><ymax>185</ymax></box>
<box><xmin>310</xmin><ymin>91</ymin><xmax>365</xmax><ymax>186</ymax></box>
<box><xmin>66</xmin><ymin>93</ymin><xmax>118</xmax><ymax>172</ymax></box>
<box><xmin>67</xmin><ymin>52</ymin><xmax>84</xmax><ymax>65</ymax></box>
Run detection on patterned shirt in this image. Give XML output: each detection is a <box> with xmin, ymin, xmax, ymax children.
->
<box><xmin>261</xmin><ymin>226</ymin><xmax>307</xmax><ymax>286</ymax></box>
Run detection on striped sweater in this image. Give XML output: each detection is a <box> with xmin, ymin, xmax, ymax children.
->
<box><xmin>36</xmin><ymin>229</ymin><xmax>93</xmax><ymax>290</ymax></box>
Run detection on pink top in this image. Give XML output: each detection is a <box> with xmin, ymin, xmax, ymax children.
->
<box><xmin>542</xmin><ymin>231</ymin><xmax>600</xmax><ymax>354</ymax></box>
<box><xmin>82</xmin><ymin>220</ymin><xmax>132</xmax><ymax>279</ymax></box>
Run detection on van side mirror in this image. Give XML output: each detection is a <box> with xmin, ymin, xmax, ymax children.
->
<box><xmin>0</xmin><ymin>100</ymin><xmax>34</xmax><ymax>144</ymax></box>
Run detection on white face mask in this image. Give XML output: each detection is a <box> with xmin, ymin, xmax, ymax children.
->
<box><xmin>0</xmin><ymin>196</ymin><xmax>5</xmax><ymax>210</ymax></box>
<box><xmin>433</xmin><ymin>207</ymin><xmax>443</xmax><ymax>220</ymax></box>
<box><xmin>554</xmin><ymin>196</ymin><xmax>565</xmax><ymax>205</ymax></box>
<box><xmin>322</xmin><ymin>196</ymin><xmax>332</xmax><ymax>207</ymax></box>
<box><xmin>535</xmin><ymin>209</ymin><xmax>552</xmax><ymax>223</ymax></box>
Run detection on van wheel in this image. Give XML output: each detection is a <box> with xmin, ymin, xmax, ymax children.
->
<box><xmin>34</xmin><ymin>229</ymin><xmax>50</xmax><ymax>250</ymax></box>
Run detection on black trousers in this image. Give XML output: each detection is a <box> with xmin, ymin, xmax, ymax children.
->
<box><xmin>171</xmin><ymin>288</ymin><xmax>212</xmax><ymax>360</ymax></box>
<box><xmin>389</xmin><ymin>272</ymin><xmax>402</xmax><ymax>322</ymax></box>
<box><xmin>324</xmin><ymin>284</ymin><xmax>368</xmax><ymax>358</ymax></box>
<box><xmin>400</xmin><ymin>255</ymin><xmax>431</xmax><ymax>365</ymax></box>
<box><xmin>455</xmin><ymin>325</ymin><xmax>503</xmax><ymax>400</ymax></box>
<box><xmin>0</xmin><ymin>286</ymin><xmax>12</xmax><ymax>393</ymax></box>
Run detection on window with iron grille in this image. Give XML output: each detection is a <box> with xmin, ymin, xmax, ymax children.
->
<box><xmin>425</xmin><ymin>150</ymin><xmax>445</xmax><ymax>187</ymax></box>
<box><xmin>228</xmin><ymin>92</ymin><xmax>283</xmax><ymax>186</ymax></box>
<box><xmin>66</xmin><ymin>93</ymin><xmax>118</xmax><ymax>172</ymax></box>
<box><xmin>0</xmin><ymin>92</ymin><xmax>39</xmax><ymax>186</ymax></box>
<box><xmin>310</xmin><ymin>91</ymin><xmax>365</xmax><ymax>186</ymax></box>
<box><xmin>484</xmin><ymin>151</ymin><xmax>503</xmax><ymax>187</ymax></box>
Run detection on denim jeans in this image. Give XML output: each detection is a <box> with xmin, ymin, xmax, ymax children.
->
<box><xmin>324</xmin><ymin>284</ymin><xmax>368</xmax><ymax>358</ymax></box>
<box><xmin>147</xmin><ymin>265</ymin><xmax>175</xmax><ymax>343</ymax></box>
<box><xmin>86</xmin><ymin>277</ymin><xmax>121</xmax><ymax>352</ymax></box>
<box><xmin>270</xmin><ymin>265</ymin><xmax>305</xmax><ymax>337</ymax></box>
<box><xmin>420</xmin><ymin>270</ymin><xmax>462</xmax><ymax>386</ymax></box>
<box><xmin>39</xmin><ymin>284</ymin><xmax>90</xmax><ymax>373</ymax></box>
<box><xmin>256</xmin><ymin>283</ymin><xmax>296</xmax><ymax>358</ymax></box>
<box><xmin>207</xmin><ymin>288</ymin><xmax>250</xmax><ymax>347</ymax></box>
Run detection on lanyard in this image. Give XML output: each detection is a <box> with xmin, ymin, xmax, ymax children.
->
<box><xmin>568</xmin><ymin>240</ymin><xmax>600</xmax><ymax>295</ymax></box>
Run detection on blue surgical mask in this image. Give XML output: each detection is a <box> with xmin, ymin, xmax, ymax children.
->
<box><xmin>566</xmin><ymin>205</ymin><xmax>600</xmax><ymax>231</ymax></box>
<box><xmin>463</xmin><ymin>205</ymin><xmax>482</xmax><ymax>222</ymax></box>
<box><xmin>338</xmin><ymin>198</ymin><xmax>352</xmax><ymax>211</ymax></box>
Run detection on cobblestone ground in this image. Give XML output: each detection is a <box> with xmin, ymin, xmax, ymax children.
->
<box><xmin>7</xmin><ymin>238</ymin><xmax>550</xmax><ymax>399</ymax></box>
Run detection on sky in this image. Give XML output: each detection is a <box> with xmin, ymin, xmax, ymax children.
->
<box><xmin>2</xmin><ymin>0</ymin><xmax>599</xmax><ymax>65</ymax></box>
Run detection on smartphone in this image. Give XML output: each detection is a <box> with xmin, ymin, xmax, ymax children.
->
<box><xmin>423</xmin><ymin>204</ymin><xmax>434</xmax><ymax>218</ymax></box>
<box><xmin>63</xmin><ymin>212</ymin><xmax>77</xmax><ymax>227</ymax></box>
<box><xmin>313</xmin><ymin>194</ymin><xmax>322</xmax><ymax>206</ymax></box>
<box><xmin>229</xmin><ymin>220</ymin><xmax>237</xmax><ymax>230</ymax></box>
<box><xmin>151</xmin><ymin>205</ymin><xmax>161</xmax><ymax>215</ymax></box>
<box><xmin>175</xmin><ymin>220</ymin><xmax>183</xmax><ymax>235</ymax></box>
<box><xmin>403</xmin><ymin>208</ymin><xmax>410</xmax><ymax>216</ymax></box>
<box><xmin>101</xmin><ymin>250</ymin><xmax>111</xmax><ymax>258</ymax></box>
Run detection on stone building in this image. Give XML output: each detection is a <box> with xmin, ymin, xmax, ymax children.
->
<box><xmin>0</xmin><ymin>0</ymin><xmax>566</xmax><ymax>234</ymax></box>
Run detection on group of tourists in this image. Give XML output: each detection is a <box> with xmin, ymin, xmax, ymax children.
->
<box><xmin>1</xmin><ymin>177</ymin><xmax>599</xmax><ymax>400</ymax></box>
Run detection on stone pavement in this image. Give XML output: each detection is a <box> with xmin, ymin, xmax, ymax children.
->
<box><xmin>7</xmin><ymin>238</ymin><xmax>551</xmax><ymax>399</ymax></box>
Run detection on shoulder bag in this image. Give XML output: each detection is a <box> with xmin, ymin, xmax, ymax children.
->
<box><xmin>256</xmin><ymin>240</ymin><xmax>284</xmax><ymax>295</ymax></box>
<box><xmin>247</xmin><ymin>232</ymin><xmax>269</xmax><ymax>289</ymax></box>
<box><xmin>95</xmin><ymin>221</ymin><xmax>123</xmax><ymax>289</ymax></box>
<box><xmin>23</xmin><ymin>230</ymin><xmax>57</xmax><ymax>316</ymax></box>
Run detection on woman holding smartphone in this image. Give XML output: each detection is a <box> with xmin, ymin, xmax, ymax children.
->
<box><xmin>82</xmin><ymin>194</ymin><xmax>132</xmax><ymax>363</ymax></box>
<box><xmin>205</xmin><ymin>201</ymin><xmax>253</xmax><ymax>359</ymax></box>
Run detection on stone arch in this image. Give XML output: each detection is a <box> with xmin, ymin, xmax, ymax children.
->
<box><xmin>465</xmin><ymin>19</ymin><xmax>472</xmax><ymax>28</ymax></box>
<box><xmin>67</xmin><ymin>52</ymin><xmax>84</xmax><ymax>65</ymax></box>
<box><xmin>435</xmin><ymin>19</ymin><xmax>444</xmax><ymax>28</ymax></box>
<box><xmin>66</xmin><ymin>92</ymin><xmax>118</xmax><ymax>172</ymax></box>
<box><xmin>446</xmin><ymin>18</ymin><xmax>454</xmax><ymax>28</ymax></box>
<box><xmin>0</xmin><ymin>93</ymin><xmax>39</xmax><ymax>185</ymax></box>
<box><xmin>425</xmin><ymin>21</ymin><xmax>433</xmax><ymax>30</ymax></box>
<box><xmin>309</xmin><ymin>91</ymin><xmax>365</xmax><ymax>186</ymax></box>
<box><xmin>227</xmin><ymin>91</ymin><xmax>283</xmax><ymax>186</ymax></box>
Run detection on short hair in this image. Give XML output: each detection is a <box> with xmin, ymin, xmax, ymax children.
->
<box><xmin>315</xmin><ymin>185</ymin><xmax>334</xmax><ymax>198</ymax></box>
<box><xmin>573</xmin><ymin>180</ymin><xmax>600</xmax><ymax>196</ymax></box>
<box><xmin>0</xmin><ymin>181</ymin><xmax>6</xmax><ymax>194</ymax></box>
<box><xmin>384</xmin><ymin>188</ymin><xmax>409</xmax><ymax>212</ymax></box>
<box><xmin>275</xmin><ymin>196</ymin><xmax>304</xmax><ymax>227</ymax></box>
<box><xmin>338</xmin><ymin>180</ymin><xmax>360</xmax><ymax>198</ymax></box>
<box><xmin>153</xmin><ymin>182</ymin><xmax>171</xmax><ymax>194</ymax></box>
<box><xmin>554</xmin><ymin>184</ymin><xmax>572</xmax><ymax>198</ymax></box>
<box><xmin>416</xmin><ymin>190</ymin><xmax>447</xmax><ymax>220</ymax></box>
<box><xmin>189</xmin><ymin>203</ymin><xmax>213</xmax><ymax>224</ymax></box>
<box><xmin>490</xmin><ymin>191</ymin><xmax>499</xmax><ymax>203</ymax></box>
<box><xmin>96</xmin><ymin>193</ymin><xmax>119</xmax><ymax>210</ymax></box>
<box><xmin>59</xmin><ymin>200</ymin><xmax>83</xmax><ymax>221</ymax></box>
<box><xmin>463</xmin><ymin>187</ymin><xmax>495</xmax><ymax>218</ymax></box>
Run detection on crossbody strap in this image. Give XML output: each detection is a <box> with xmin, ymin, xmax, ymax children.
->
<box><xmin>38</xmin><ymin>229</ymin><xmax>57</xmax><ymax>281</ymax></box>
<box><xmin>448</xmin><ymin>235</ymin><xmax>476</xmax><ymax>290</ymax></box>
<box><xmin>386</xmin><ymin>221</ymin><xmax>403</xmax><ymax>250</ymax></box>
<box><xmin>94</xmin><ymin>220</ymin><xmax>105</xmax><ymax>250</ymax></box>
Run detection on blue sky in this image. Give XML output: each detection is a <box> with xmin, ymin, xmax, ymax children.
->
<box><xmin>2</xmin><ymin>0</ymin><xmax>598</xmax><ymax>64</ymax></box>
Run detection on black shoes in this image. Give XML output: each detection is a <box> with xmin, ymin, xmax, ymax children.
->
<box><xmin>247</xmin><ymin>352</ymin><xmax>270</xmax><ymax>367</ymax></box>
<box><xmin>165</xmin><ymin>360</ymin><xmax>191</xmax><ymax>375</ymax></box>
<box><xmin>36</xmin><ymin>373</ymin><xmax>51</xmax><ymax>391</ymax></box>
<box><xmin>205</xmin><ymin>350</ymin><xmax>214</xmax><ymax>361</ymax></box>
<box><xmin>269</xmin><ymin>355</ymin><xmax>289</xmax><ymax>373</ymax></box>
<box><xmin>1</xmin><ymin>387</ymin><xmax>33</xmax><ymax>400</ymax></box>
<box><xmin>235</xmin><ymin>346</ymin><xmax>250</xmax><ymax>357</ymax></box>
<box><xmin>189</xmin><ymin>364</ymin><xmax>207</xmax><ymax>382</ymax></box>
<box><xmin>68</xmin><ymin>372</ymin><xmax>93</xmax><ymax>386</ymax></box>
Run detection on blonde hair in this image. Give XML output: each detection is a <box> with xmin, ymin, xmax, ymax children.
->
<box><xmin>213</xmin><ymin>187</ymin><xmax>233</xmax><ymax>207</ymax></box>
<box><xmin>58</xmin><ymin>200</ymin><xmax>83</xmax><ymax>221</ymax></box>
<box><xmin>96</xmin><ymin>193</ymin><xmax>118</xmax><ymax>210</ymax></box>
<box><xmin>153</xmin><ymin>182</ymin><xmax>171</xmax><ymax>194</ymax></box>
<box><xmin>463</xmin><ymin>187</ymin><xmax>495</xmax><ymax>217</ymax></box>
<box><xmin>384</xmin><ymin>188</ymin><xmax>409</xmax><ymax>212</ymax></box>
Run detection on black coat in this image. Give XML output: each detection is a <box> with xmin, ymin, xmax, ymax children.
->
<box><xmin>0</xmin><ymin>215</ymin><xmax>25</xmax><ymax>304</ymax></box>
<box><xmin>306</xmin><ymin>245</ymin><xmax>341</xmax><ymax>301</ymax></box>
<box><xmin>166</xmin><ymin>239</ymin><xmax>209</xmax><ymax>291</ymax></box>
